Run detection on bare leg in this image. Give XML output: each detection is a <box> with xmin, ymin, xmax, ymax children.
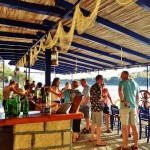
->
<box><xmin>131</xmin><ymin>125</ymin><xmax>138</xmax><ymax>148</ymax></box>
<box><xmin>96</xmin><ymin>125</ymin><xmax>108</xmax><ymax>145</ymax></box>
<box><xmin>96</xmin><ymin>125</ymin><xmax>101</xmax><ymax>143</ymax></box>
<box><xmin>122</xmin><ymin>125</ymin><xmax>128</xmax><ymax>148</ymax></box>
<box><xmin>85</xmin><ymin>117</ymin><xmax>90</xmax><ymax>130</ymax></box>
<box><xmin>90</xmin><ymin>122</ymin><xmax>96</xmax><ymax>140</ymax></box>
<box><xmin>72</xmin><ymin>132</ymin><xmax>78</xmax><ymax>143</ymax></box>
<box><xmin>104</xmin><ymin>113</ymin><xmax>110</xmax><ymax>131</ymax></box>
<box><xmin>128</xmin><ymin>125</ymin><xmax>130</xmax><ymax>134</ymax></box>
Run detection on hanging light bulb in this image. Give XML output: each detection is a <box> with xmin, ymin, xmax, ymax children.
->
<box><xmin>120</xmin><ymin>46</ymin><xmax>124</xmax><ymax>66</ymax></box>
<box><xmin>75</xmin><ymin>59</ymin><xmax>78</xmax><ymax>71</ymax></box>
<box><xmin>51</xmin><ymin>47</ymin><xmax>59</xmax><ymax>66</ymax></box>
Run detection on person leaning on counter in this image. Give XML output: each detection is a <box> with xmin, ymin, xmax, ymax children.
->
<box><xmin>3</xmin><ymin>80</ymin><xmax>25</xmax><ymax>110</ymax></box>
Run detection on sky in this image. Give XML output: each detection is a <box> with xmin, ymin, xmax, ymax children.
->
<box><xmin>4</xmin><ymin>60</ymin><xmax>146</xmax><ymax>84</ymax></box>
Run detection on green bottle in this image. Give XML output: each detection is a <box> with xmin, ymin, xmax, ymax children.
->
<box><xmin>23</xmin><ymin>96</ymin><xmax>29</xmax><ymax>117</ymax></box>
<box><xmin>13</xmin><ymin>97</ymin><xmax>17</xmax><ymax>117</ymax></box>
<box><xmin>5</xmin><ymin>99</ymin><xmax>10</xmax><ymax>118</ymax></box>
<box><xmin>17</xmin><ymin>96</ymin><xmax>21</xmax><ymax>115</ymax></box>
<box><xmin>13</xmin><ymin>96</ymin><xmax>20</xmax><ymax>117</ymax></box>
<box><xmin>34</xmin><ymin>89</ymin><xmax>38</xmax><ymax>102</ymax></box>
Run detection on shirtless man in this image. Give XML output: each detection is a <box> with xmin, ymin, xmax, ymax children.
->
<box><xmin>3</xmin><ymin>80</ymin><xmax>25</xmax><ymax>110</ymax></box>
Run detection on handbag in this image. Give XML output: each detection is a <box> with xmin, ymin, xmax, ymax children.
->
<box><xmin>69</xmin><ymin>95</ymin><xmax>82</xmax><ymax>113</ymax></box>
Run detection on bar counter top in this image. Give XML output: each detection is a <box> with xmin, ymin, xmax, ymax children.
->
<box><xmin>0</xmin><ymin>111</ymin><xmax>83</xmax><ymax>127</ymax></box>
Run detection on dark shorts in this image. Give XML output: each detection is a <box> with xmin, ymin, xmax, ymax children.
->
<box><xmin>103</xmin><ymin>104</ymin><xmax>109</xmax><ymax>114</ymax></box>
<box><xmin>2</xmin><ymin>100</ymin><xmax>7</xmax><ymax>110</ymax></box>
<box><xmin>82</xmin><ymin>106</ymin><xmax>90</xmax><ymax>118</ymax></box>
<box><xmin>73</xmin><ymin>119</ymin><xmax>81</xmax><ymax>132</ymax></box>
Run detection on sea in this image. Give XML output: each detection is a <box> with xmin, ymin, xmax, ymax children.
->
<box><xmin>59</xmin><ymin>84</ymin><xmax>147</xmax><ymax>105</ymax></box>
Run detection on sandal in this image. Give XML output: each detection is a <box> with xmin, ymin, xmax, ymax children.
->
<box><xmin>96</xmin><ymin>141</ymin><xmax>108</xmax><ymax>146</ymax></box>
<box><xmin>82</xmin><ymin>128</ymin><xmax>90</xmax><ymax>133</ymax></box>
<box><xmin>118</xmin><ymin>146</ymin><xmax>128</xmax><ymax>150</ymax></box>
<box><xmin>105</xmin><ymin>129</ymin><xmax>112</xmax><ymax>133</ymax></box>
<box><xmin>89</xmin><ymin>138</ymin><xmax>97</xmax><ymax>142</ymax></box>
<box><xmin>131</xmin><ymin>145</ymin><xmax>138</xmax><ymax>150</ymax></box>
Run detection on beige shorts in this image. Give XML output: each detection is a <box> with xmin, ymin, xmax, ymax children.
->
<box><xmin>91</xmin><ymin>111</ymin><xmax>103</xmax><ymax>126</ymax></box>
<box><xmin>120</xmin><ymin>108</ymin><xmax>137</xmax><ymax>125</ymax></box>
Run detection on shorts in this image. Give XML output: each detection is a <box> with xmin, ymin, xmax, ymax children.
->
<box><xmin>82</xmin><ymin>106</ymin><xmax>90</xmax><ymax>118</ymax></box>
<box><xmin>120</xmin><ymin>108</ymin><xmax>137</xmax><ymax>125</ymax></box>
<box><xmin>73</xmin><ymin>119</ymin><xmax>81</xmax><ymax>132</ymax></box>
<box><xmin>103</xmin><ymin>104</ymin><xmax>109</xmax><ymax>114</ymax></box>
<box><xmin>91</xmin><ymin>111</ymin><xmax>103</xmax><ymax>126</ymax></box>
<box><xmin>2</xmin><ymin>100</ymin><xmax>7</xmax><ymax>110</ymax></box>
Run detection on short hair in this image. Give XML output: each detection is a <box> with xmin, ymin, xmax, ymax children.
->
<box><xmin>9</xmin><ymin>80</ymin><xmax>16</xmax><ymax>85</ymax></box>
<box><xmin>37</xmin><ymin>82</ymin><xmax>42</xmax><ymax>88</ymax></box>
<box><xmin>96</xmin><ymin>75</ymin><xmax>103</xmax><ymax>81</ymax></box>
<box><xmin>122</xmin><ymin>71</ymin><xmax>129</xmax><ymax>76</ymax></box>
<box><xmin>26</xmin><ymin>80</ymin><xmax>30</xmax><ymax>83</ymax></box>
<box><xmin>80</xmin><ymin>78</ymin><xmax>86</xmax><ymax>82</ymax></box>
<box><xmin>72</xmin><ymin>80</ymin><xmax>79</xmax><ymax>88</ymax></box>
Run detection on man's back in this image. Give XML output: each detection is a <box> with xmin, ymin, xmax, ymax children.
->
<box><xmin>3</xmin><ymin>86</ymin><xmax>12</xmax><ymax>100</ymax></box>
<box><xmin>119</xmin><ymin>80</ymin><xmax>138</xmax><ymax>108</ymax></box>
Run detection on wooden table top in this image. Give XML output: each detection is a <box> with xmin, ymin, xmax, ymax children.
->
<box><xmin>0</xmin><ymin>111</ymin><xmax>83</xmax><ymax>127</ymax></box>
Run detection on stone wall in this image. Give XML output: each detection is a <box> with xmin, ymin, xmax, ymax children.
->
<box><xmin>13</xmin><ymin>120</ymin><xmax>72</xmax><ymax>150</ymax></box>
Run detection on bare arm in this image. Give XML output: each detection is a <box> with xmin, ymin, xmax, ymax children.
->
<box><xmin>83</xmin><ymin>96</ymin><xmax>90</xmax><ymax>106</ymax></box>
<box><xmin>11</xmin><ymin>87</ymin><xmax>25</xmax><ymax>96</ymax></box>
<box><xmin>50</xmin><ymin>90</ymin><xmax>64</xmax><ymax>98</ymax></box>
<box><xmin>136</xmin><ymin>92</ymin><xmax>139</xmax><ymax>106</ymax></box>
<box><xmin>118</xmin><ymin>86</ymin><xmax>124</xmax><ymax>101</ymax></box>
<box><xmin>107</xmin><ymin>91</ymin><xmax>114</xmax><ymax>105</ymax></box>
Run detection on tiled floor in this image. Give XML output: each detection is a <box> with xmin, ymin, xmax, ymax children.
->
<box><xmin>73</xmin><ymin>121</ymin><xmax>150</xmax><ymax>150</ymax></box>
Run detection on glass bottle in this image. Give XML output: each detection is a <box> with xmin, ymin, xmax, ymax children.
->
<box><xmin>5</xmin><ymin>99</ymin><xmax>10</xmax><ymax>118</ymax></box>
<box><xmin>23</xmin><ymin>96</ymin><xmax>29</xmax><ymax>117</ymax></box>
<box><xmin>13</xmin><ymin>96</ymin><xmax>19</xmax><ymax>117</ymax></box>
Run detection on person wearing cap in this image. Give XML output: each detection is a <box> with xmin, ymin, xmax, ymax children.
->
<box><xmin>101</xmin><ymin>83</ymin><xmax>114</xmax><ymax>133</ymax></box>
<box><xmin>90</xmin><ymin>75</ymin><xmax>108</xmax><ymax>146</ymax></box>
<box><xmin>118</xmin><ymin>71</ymin><xmax>139</xmax><ymax>150</ymax></box>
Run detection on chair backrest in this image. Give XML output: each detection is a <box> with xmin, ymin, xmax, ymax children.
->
<box><xmin>111</xmin><ymin>105</ymin><xmax>120</xmax><ymax>116</ymax></box>
<box><xmin>139</xmin><ymin>107</ymin><xmax>150</xmax><ymax>122</ymax></box>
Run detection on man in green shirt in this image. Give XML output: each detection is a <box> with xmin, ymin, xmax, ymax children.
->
<box><xmin>118</xmin><ymin>71</ymin><xmax>139</xmax><ymax>150</ymax></box>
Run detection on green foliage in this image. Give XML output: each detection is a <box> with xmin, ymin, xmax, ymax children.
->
<box><xmin>0</xmin><ymin>62</ymin><xmax>28</xmax><ymax>88</ymax></box>
<box><xmin>61</xmin><ymin>71</ymin><xmax>150</xmax><ymax>87</ymax></box>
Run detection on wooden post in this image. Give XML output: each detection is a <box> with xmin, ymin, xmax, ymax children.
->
<box><xmin>45</xmin><ymin>49</ymin><xmax>51</xmax><ymax>86</ymax></box>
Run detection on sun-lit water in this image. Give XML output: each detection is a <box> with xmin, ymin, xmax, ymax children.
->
<box><xmin>60</xmin><ymin>84</ymin><xmax>147</xmax><ymax>103</ymax></box>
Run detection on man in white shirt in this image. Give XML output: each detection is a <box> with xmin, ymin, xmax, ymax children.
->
<box><xmin>80</xmin><ymin>79</ymin><xmax>91</xmax><ymax>133</ymax></box>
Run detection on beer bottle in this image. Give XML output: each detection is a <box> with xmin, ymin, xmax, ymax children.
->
<box><xmin>5</xmin><ymin>99</ymin><xmax>10</xmax><ymax>118</ymax></box>
<box><xmin>34</xmin><ymin>88</ymin><xmax>38</xmax><ymax>102</ymax></box>
<box><xmin>23</xmin><ymin>96</ymin><xmax>29</xmax><ymax>117</ymax></box>
<box><xmin>13</xmin><ymin>97</ymin><xmax>18</xmax><ymax>117</ymax></box>
<box><xmin>17</xmin><ymin>95</ymin><xmax>21</xmax><ymax>115</ymax></box>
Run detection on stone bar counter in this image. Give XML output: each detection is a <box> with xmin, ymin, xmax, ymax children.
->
<box><xmin>0</xmin><ymin>111</ymin><xmax>83</xmax><ymax>150</ymax></box>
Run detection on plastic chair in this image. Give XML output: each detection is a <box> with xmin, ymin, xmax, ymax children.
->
<box><xmin>139</xmin><ymin>107</ymin><xmax>150</xmax><ymax>143</ymax></box>
<box><xmin>110</xmin><ymin>105</ymin><xmax>121</xmax><ymax>134</ymax></box>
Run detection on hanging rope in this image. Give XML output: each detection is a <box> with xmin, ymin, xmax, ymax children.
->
<box><xmin>16</xmin><ymin>0</ymin><xmax>136</xmax><ymax>67</ymax></box>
